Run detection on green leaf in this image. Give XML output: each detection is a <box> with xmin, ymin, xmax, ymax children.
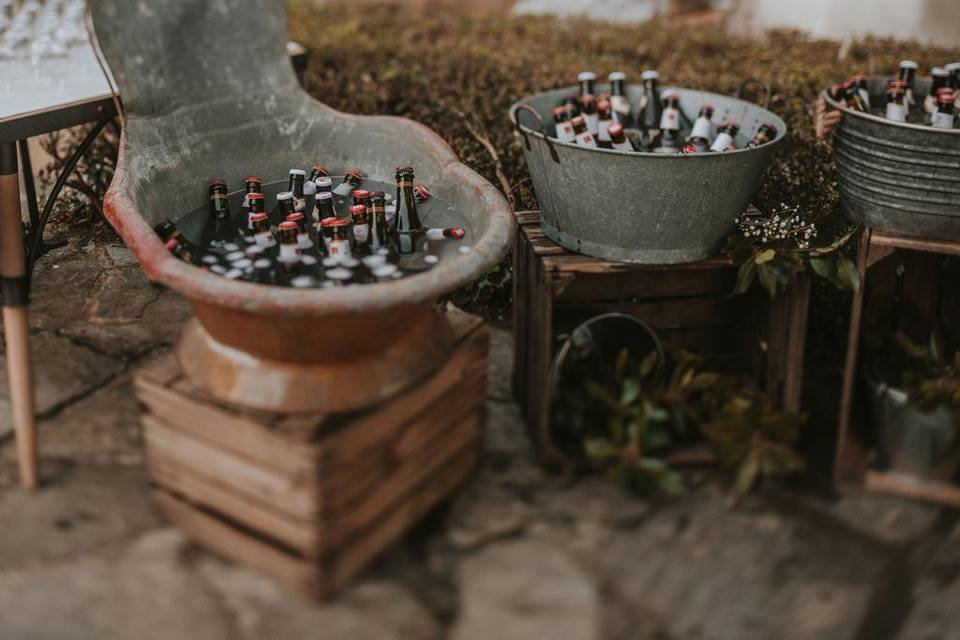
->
<box><xmin>734</xmin><ymin>258</ymin><xmax>757</xmax><ymax>294</ymax></box>
<box><xmin>755</xmin><ymin>248</ymin><xmax>776</xmax><ymax>264</ymax></box>
<box><xmin>757</xmin><ymin>263</ymin><xmax>780</xmax><ymax>298</ymax></box>
<box><xmin>584</xmin><ymin>438</ymin><xmax>617</xmax><ymax>460</ymax></box>
<box><xmin>690</xmin><ymin>372</ymin><xmax>720</xmax><ymax>391</ymax></box>
<box><xmin>621</xmin><ymin>378</ymin><xmax>640</xmax><ymax>405</ymax></box>
<box><xmin>808</xmin><ymin>255</ymin><xmax>836</xmax><ymax>281</ymax></box>
<box><xmin>639</xmin><ymin>350</ymin><xmax>659</xmax><ymax>379</ymax></box>
<box><xmin>734</xmin><ymin>455</ymin><xmax>760</xmax><ymax>496</ymax></box>
<box><xmin>836</xmin><ymin>256</ymin><xmax>861</xmax><ymax>292</ymax></box>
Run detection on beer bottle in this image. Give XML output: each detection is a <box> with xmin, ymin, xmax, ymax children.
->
<box><xmin>608</xmin><ymin>71</ymin><xmax>633</xmax><ymax>127</ymax></box>
<box><xmin>552</xmin><ymin>106</ymin><xmax>576</xmax><ymax>143</ymax></box>
<box><xmin>286</xmin><ymin>211</ymin><xmax>314</xmax><ymax>250</ymax></box>
<box><xmin>426</xmin><ymin>227</ymin><xmax>466</xmax><ymax>240</ymax></box>
<box><xmin>350</xmin><ymin>204</ymin><xmax>372</xmax><ymax>256</ymax></box>
<box><xmin>683</xmin><ymin>104</ymin><xmax>714</xmax><ymax>154</ymax></box>
<box><xmin>314</xmin><ymin>175</ymin><xmax>333</xmax><ymax>196</ymax></box>
<box><xmin>747</xmin><ymin>123</ymin><xmax>777</xmax><ymax>147</ymax></box>
<box><xmin>932</xmin><ymin>89</ymin><xmax>956</xmax><ymax>129</ymax></box>
<box><xmin>242</xmin><ymin>175</ymin><xmax>262</xmax><ymax>210</ymax></box>
<box><xmin>276</xmin><ymin>191</ymin><xmax>296</xmax><ymax>228</ymax></box>
<box><xmin>246</xmin><ymin>192</ymin><xmax>267</xmax><ymax>240</ymax></box>
<box><xmin>570</xmin><ymin>116</ymin><xmax>598</xmax><ymax>148</ymax></box>
<box><xmin>947</xmin><ymin>62</ymin><xmax>960</xmax><ymax>89</ymax></box>
<box><xmin>850</xmin><ymin>74</ymin><xmax>871</xmax><ymax>110</ymax></box>
<box><xmin>277</xmin><ymin>220</ymin><xmax>302</xmax><ymax>265</ymax></box>
<box><xmin>926</xmin><ymin>67</ymin><xmax>951</xmax><ymax>117</ymax></box>
<box><xmin>638</xmin><ymin>70</ymin><xmax>662</xmax><ymax>148</ymax></box>
<box><xmin>842</xmin><ymin>80</ymin><xmax>869</xmax><ymax>112</ymax></box>
<box><xmin>898</xmin><ymin>60</ymin><xmax>919</xmax><ymax>110</ymax></box>
<box><xmin>652</xmin><ymin>90</ymin><xmax>681</xmax><ymax>153</ymax></box>
<box><xmin>579</xmin><ymin>94</ymin><xmax>600</xmax><ymax>136</ymax></box>
<box><xmin>312</xmin><ymin>190</ymin><xmax>336</xmax><ymax>224</ymax></box>
<box><xmin>414</xmin><ymin>183</ymin><xmax>432</xmax><ymax>203</ymax></box>
<box><xmin>320</xmin><ymin>216</ymin><xmax>353</xmax><ymax>259</ymax></box>
<box><xmin>884</xmin><ymin>88</ymin><xmax>907</xmax><ymax>123</ymax></box>
<box><xmin>251</xmin><ymin>212</ymin><xmax>277</xmax><ymax>251</ymax></box>
<box><xmin>827</xmin><ymin>83</ymin><xmax>847</xmax><ymax>105</ymax></box>
<box><xmin>334</xmin><ymin>169</ymin><xmax>363</xmax><ymax>197</ymax></box>
<box><xmin>165</xmin><ymin>237</ymin><xmax>197</xmax><ymax>265</ymax></box>
<box><xmin>607</xmin><ymin>123</ymin><xmax>635</xmax><ymax>152</ymax></box>
<box><xmin>596</xmin><ymin>99</ymin><xmax>615</xmax><ymax>147</ymax></box>
<box><xmin>709</xmin><ymin>121</ymin><xmax>739</xmax><ymax>152</ymax></box>
<box><xmin>306</xmin><ymin>164</ymin><xmax>329</xmax><ymax>193</ymax></box>
<box><xmin>203</xmin><ymin>179</ymin><xmax>228</xmax><ymax>247</ymax></box>
<box><xmin>577</xmin><ymin>71</ymin><xmax>596</xmax><ymax>97</ymax></box>
<box><xmin>288</xmin><ymin>169</ymin><xmax>307</xmax><ymax>213</ymax></box>
<box><xmin>562</xmin><ymin>95</ymin><xmax>581</xmax><ymax>121</ymax></box>
<box><xmin>369</xmin><ymin>191</ymin><xmax>391</xmax><ymax>252</ymax></box>
<box><xmin>393</xmin><ymin>166</ymin><xmax>426</xmax><ymax>255</ymax></box>
<box><xmin>352</xmin><ymin>189</ymin><xmax>371</xmax><ymax>209</ymax></box>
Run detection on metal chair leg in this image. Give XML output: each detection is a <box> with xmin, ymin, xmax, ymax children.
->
<box><xmin>0</xmin><ymin>141</ymin><xmax>38</xmax><ymax>489</ymax></box>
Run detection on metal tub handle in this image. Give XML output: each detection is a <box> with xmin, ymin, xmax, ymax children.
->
<box><xmin>735</xmin><ymin>78</ymin><xmax>772</xmax><ymax>109</ymax></box>
<box><xmin>513</xmin><ymin>104</ymin><xmax>560</xmax><ymax>163</ymax></box>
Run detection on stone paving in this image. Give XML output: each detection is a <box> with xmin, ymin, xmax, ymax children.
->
<box><xmin>1</xmin><ymin>227</ymin><xmax>959</xmax><ymax>639</ymax></box>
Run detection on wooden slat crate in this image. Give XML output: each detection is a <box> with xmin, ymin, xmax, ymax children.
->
<box><xmin>512</xmin><ymin>210</ymin><xmax>811</xmax><ymax>466</ymax></box>
<box><xmin>135</xmin><ymin>308</ymin><xmax>488</xmax><ymax>600</ymax></box>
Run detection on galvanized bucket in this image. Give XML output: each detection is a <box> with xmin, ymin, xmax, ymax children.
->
<box><xmin>823</xmin><ymin>76</ymin><xmax>960</xmax><ymax>240</ymax></box>
<box><xmin>509</xmin><ymin>83</ymin><xmax>787</xmax><ymax>263</ymax></box>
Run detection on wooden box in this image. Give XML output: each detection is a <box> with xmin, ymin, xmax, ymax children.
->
<box><xmin>512</xmin><ymin>210</ymin><xmax>811</xmax><ymax>465</ymax></box>
<box><xmin>135</xmin><ymin>309</ymin><xmax>488</xmax><ymax>600</ymax></box>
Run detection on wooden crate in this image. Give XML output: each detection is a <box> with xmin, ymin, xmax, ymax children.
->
<box><xmin>512</xmin><ymin>210</ymin><xmax>811</xmax><ymax>466</ymax></box>
<box><xmin>135</xmin><ymin>308</ymin><xmax>488</xmax><ymax>600</ymax></box>
<box><xmin>837</xmin><ymin>228</ymin><xmax>960</xmax><ymax>507</ymax></box>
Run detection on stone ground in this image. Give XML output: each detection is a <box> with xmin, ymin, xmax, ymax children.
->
<box><xmin>1</xmin><ymin>226</ymin><xmax>959</xmax><ymax>640</ymax></box>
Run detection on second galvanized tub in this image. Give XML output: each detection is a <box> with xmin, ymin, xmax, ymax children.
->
<box><xmin>824</xmin><ymin>76</ymin><xmax>960</xmax><ymax>240</ymax></box>
<box><xmin>510</xmin><ymin>84</ymin><xmax>786</xmax><ymax>263</ymax></box>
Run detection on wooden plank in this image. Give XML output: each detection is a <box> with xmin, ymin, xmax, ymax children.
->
<box><xmin>870</xmin><ymin>231</ymin><xmax>960</xmax><ymax>257</ymax></box>
<box><xmin>136</xmin><ymin>354</ymin><xmax>183</xmax><ymax>388</ymax></box>
<box><xmin>136</xmin><ymin>379</ymin><xmax>317</xmax><ymax>477</ymax></box>
<box><xmin>781</xmin><ymin>273</ymin><xmax>811</xmax><ymax>412</ymax></box>
<box><xmin>513</xmin><ymin>210</ymin><xmax>541</xmax><ymax>226</ymax></box>
<box><xmin>326</xmin><ymin>412</ymin><xmax>482</xmax><ymax>545</ymax></box>
<box><xmin>553</xmin><ymin>295</ymin><xmax>747</xmax><ymax>332</ymax></box>
<box><xmin>143</xmin><ymin>414</ymin><xmax>319</xmax><ymax>520</ymax></box>
<box><xmin>153</xmin><ymin>491</ymin><xmax>322</xmax><ymax>598</ymax></box>
<box><xmin>512</xmin><ymin>215</ymin><xmax>531</xmax><ymax>409</ymax></box>
<box><xmin>549</xmin><ymin>262</ymin><xmax>737</xmax><ymax>302</ymax></box>
<box><xmin>326</xmin><ymin>446</ymin><xmax>479</xmax><ymax>592</ymax></box>
<box><xmin>149</xmin><ymin>452</ymin><xmax>321</xmax><ymax>557</ymax></box>
<box><xmin>320</xmin><ymin>329</ymin><xmax>488</xmax><ymax>462</ymax></box>
<box><xmin>864</xmin><ymin>471</ymin><xmax>960</xmax><ymax>508</ymax></box>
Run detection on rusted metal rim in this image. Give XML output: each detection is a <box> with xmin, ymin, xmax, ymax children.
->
<box><xmin>104</xmin><ymin>110</ymin><xmax>514</xmax><ymax>318</ymax></box>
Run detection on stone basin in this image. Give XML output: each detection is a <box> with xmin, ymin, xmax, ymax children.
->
<box><xmin>92</xmin><ymin>0</ymin><xmax>513</xmax><ymax>412</ymax></box>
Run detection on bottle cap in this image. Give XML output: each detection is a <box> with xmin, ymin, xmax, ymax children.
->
<box><xmin>320</xmin><ymin>216</ymin><xmax>350</xmax><ymax>228</ymax></box>
<box><xmin>552</xmin><ymin>106</ymin><xmax>567</xmax><ymax>117</ymax></box>
<box><xmin>899</xmin><ymin>60</ymin><xmax>918</xmax><ymax>70</ymax></box>
<box><xmin>415</xmin><ymin>183</ymin><xmax>432</xmax><ymax>201</ymax></box>
<box><xmin>244</xmin><ymin>175</ymin><xmax>262</xmax><ymax>182</ymax></box>
<box><xmin>608</xmin><ymin>71</ymin><xmax>626</xmax><ymax>82</ymax></box>
<box><xmin>345</xmin><ymin>169</ymin><xmax>363</xmax><ymax>179</ymax></box>
<box><xmin>279</xmin><ymin>221</ymin><xmax>298</xmax><ymax>231</ymax></box>
<box><xmin>349</xmin><ymin>204</ymin><xmax>367</xmax><ymax>216</ymax></box>
<box><xmin>315</xmin><ymin>176</ymin><xmax>333</xmax><ymax>188</ymax></box>
<box><xmin>395</xmin><ymin>165</ymin><xmax>415</xmax><ymax>175</ymax></box>
<box><xmin>277</xmin><ymin>191</ymin><xmax>293</xmax><ymax>201</ymax></box>
<box><xmin>287</xmin><ymin>211</ymin><xmax>305</xmax><ymax>222</ymax></box>
<box><xmin>352</xmin><ymin>189</ymin><xmax>370</xmax><ymax>200</ymax></box>
<box><xmin>311</xmin><ymin>164</ymin><xmax>329</xmax><ymax>174</ymax></box>
<box><xmin>247</xmin><ymin>192</ymin><xmax>265</xmax><ymax>201</ymax></box>
<box><xmin>288</xmin><ymin>169</ymin><xmax>306</xmax><ymax>176</ymax></box>
<box><xmin>597</xmin><ymin>99</ymin><xmax>611</xmax><ymax>110</ymax></box>
<box><xmin>641</xmin><ymin>70</ymin><xmax>659</xmax><ymax>81</ymax></box>
<box><xmin>250</xmin><ymin>212</ymin><xmax>269</xmax><ymax>222</ymax></box>
<box><xmin>932</xmin><ymin>67</ymin><xmax>950</xmax><ymax>77</ymax></box>
<box><xmin>207</xmin><ymin>178</ymin><xmax>226</xmax><ymax>187</ymax></box>
<box><xmin>662</xmin><ymin>89</ymin><xmax>679</xmax><ymax>101</ymax></box>
<box><xmin>608</xmin><ymin>123</ymin><xmax>624</xmax><ymax>137</ymax></box>
<box><xmin>945</xmin><ymin>62</ymin><xmax>960</xmax><ymax>73</ymax></box>
<box><xmin>937</xmin><ymin>89</ymin><xmax>955</xmax><ymax>101</ymax></box>
<box><xmin>370</xmin><ymin>190</ymin><xmax>386</xmax><ymax>199</ymax></box>
<box><xmin>577</xmin><ymin>71</ymin><xmax>596</xmax><ymax>82</ymax></box>
<box><xmin>571</xmin><ymin>115</ymin><xmax>585</xmax><ymax>126</ymax></box>
<box><xmin>580</xmin><ymin>93</ymin><xmax>596</xmax><ymax>104</ymax></box>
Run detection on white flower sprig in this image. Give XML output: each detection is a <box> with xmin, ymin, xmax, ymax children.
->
<box><xmin>734</xmin><ymin>203</ymin><xmax>818</xmax><ymax>250</ymax></box>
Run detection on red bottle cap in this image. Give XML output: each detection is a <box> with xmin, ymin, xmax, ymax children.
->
<box><xmin>608</xmin><ymin>123</ymin><xmax>624</xmax><ymax>137</ymax></box>
<box><xmin>448</xmin><ymin>227</ymin><xmax>466</xmax><ymax>239</ymax></box>
<box><xmin>279</xmin><ymin>221</ymin><xmax>297</xmax><ymax>231</ymax></box>
<box><xmin>850</xmin><ymin>74</ymin><xmax>867</xmax><ymax>82</ymax></box>
<box><xmin>345</xmin><ymin>169</ymin><xmax>363</xmax><ymax>178</ymax></box>
<box><xmin>250</xmin><ymin>212</ymin><xmax>268</xmax><ymax>222</ymax></box>
<box><xmin>352</xmin><ymin>189</ymin><xmax>370</xmax><ymax>199</ymax></box>
<box><xmin>320</xmin><ymin>216</ymin><xmax>350</xmax><ymax>227</ymax></box>
<box><xmin>208</xmin><ymin>178</ymin><xmax>226</xmax><ymax>187</ymax></box>
<box><xmin>287</xmin><ymin>212</ymin><xmax>305</xmax><ymax>222</ymax></box>
<box><xmin>311</xmin><ymin>164</ymin><xmax>329</xmax><ymax>174</ymax></box>
<box><xmin>244</xmin><ymin>175</ymin><xmax>262</xmax><ymax>182</ymax></box>
<box><xmin>415</xmin><ymin>183</ymin><xmax>431</xmax><ymax>200</ymax></box>
<box><xmin>571</xmin><ymin>115</ymin><xmax>585</xmax><ymax>126</ymax></box>
<box><xmin>349</xmin><ymin>204</ymin><xmax>367</xmax><ymax>216</ymax></box>
<box><xmin>247</xmin><ymin>192</ymin><xmax>265</xmax><ymax>201</ymax></box>
<box><xmin>936</xmin><ymin>87</ymin><xmax>955</xmax><ymax>96</ymax></box>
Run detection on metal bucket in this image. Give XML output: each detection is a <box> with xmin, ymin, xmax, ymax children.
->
<box><xmin>509</xmin><ymin>84</ymin><xmax>787</xmax><ymax>264</ymax></box>
<box><xmin>824</xmin><ymin>76</ymin><xmax>960</xmax><ymax>240</ymax></box>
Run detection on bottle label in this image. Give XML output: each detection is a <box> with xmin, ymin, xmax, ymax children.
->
<box><xmin>709</xmin><ymin>132</ymin><xmax>734</xmax><ymax>152</ymax></box>
<box><xmin>885</xmin><ymin>102</ymin><xmax>907</xmax><ymax>122</ymax></box>
<box><xmin>611</xmin><ymin>96</ymin><xmax>631</xmax><ymax>123</ymax></box>
<box><xmin>353</xmin><ymin>223</ymin><xmax>370</xmax><ymax>243</ymax></box>
<box><xmin>597</xmin><ymin>118</ymin><xmax>614</xmax><ymax>142</ymax></box>
<box><xmin>584</xmin><ymin>113</ymin><xmax>600</xmax><ymax>135</ymax></box>
<box><xmin>931</xmin><ymin>110</ymin><xmax>955</xmax><ymax>128</ymax></box>
<box><xmin>279</xmin><ymin>243</ymin><xmax>301</xmax><ymax>262</ymax></box>
<box><xmin>575</xmin><ymin>131</ymin><xmax>597</xmax><ymax>147</ymax></box>
<box><xmin>254</xmin><ymin>231</ymin><xmax>276</xmax><ymax>248</ymax></box>
<box><xmin>659</xmin><ymin>107</ymin><xmax>679</xmax><ymax>131</ymax></box>
<box><xmin>297</xmin><ymin>233</ymin><xmax>314</xmax><ymax>250</ymax></box>
<box><xmin>556</xmin><ymin>122</ymin><xmax>575</xmax><ymax>143</ymax></box>
<box><xmin>294</xmin><ymin>197</ymin><xmax>306</xmax><ymax>213</ymax></box>
<box><xmin>328</xmin><ymin>239</ymin><xmax>352</xmax><ymax>257</ymax></box>
<box><xmin>690</xmin><ymin>116</ymin><xmax>712</xmax><ymax>141</ymax></box>
<box><xmin>611</xmin><ymin>140</ymin><xmax>634</xmax><ymax>152</ymax></box>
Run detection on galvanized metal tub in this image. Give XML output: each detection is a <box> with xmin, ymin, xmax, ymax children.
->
<box><xmin>824</xmin><ymin>76</ymin><xmax>960</xmax><ymax>240</ymax></box>
<box><xmin>509</xmin><ymin>85</ymin><xmax>787</xmax><ymax>263</ymax></box>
